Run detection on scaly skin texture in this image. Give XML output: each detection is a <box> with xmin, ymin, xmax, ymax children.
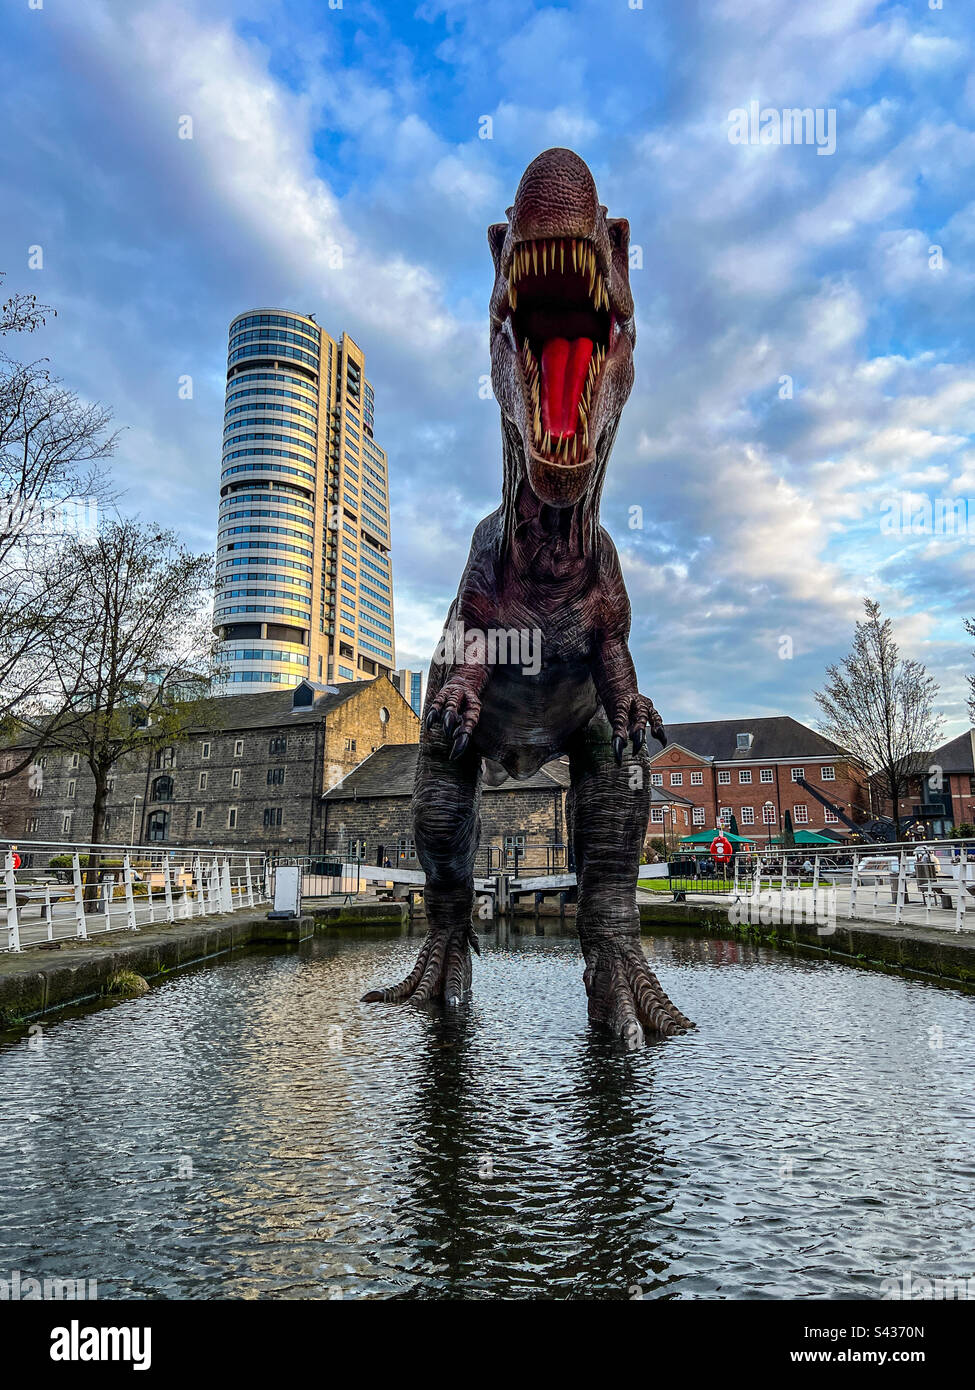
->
<box><xmin>363</xmin><ymin>149</ymin><xmax>693</xmax><ymax>1045</ymax></box>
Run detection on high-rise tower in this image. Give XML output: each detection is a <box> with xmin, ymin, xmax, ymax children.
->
<box><xmin>213</xmin><ymin>310</ymin><xmax>396</xmax><ymax>691</ymax></box>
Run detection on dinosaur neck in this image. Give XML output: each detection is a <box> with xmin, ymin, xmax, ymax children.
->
<box><xmin>499</xmin><ymin>415</ymin><xmax>619</xmax><ymax>565</ymax></box>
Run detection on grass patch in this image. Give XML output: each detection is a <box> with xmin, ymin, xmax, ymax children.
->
<box><xmin>104</xmin><ymin>970</ymin><xmax>150</xmax><ymax>998</ymax></box>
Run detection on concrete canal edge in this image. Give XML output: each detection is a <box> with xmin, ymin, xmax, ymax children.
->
<box><xmin>3</xmin><ymin>896</ymin><xmax>970</xmax><ymax>1030</ymax></box>
<box><xmin>0</xmin><ymin>902</ymin><xmax>409</xmax><ymax>1029</ymax></box>
<box><xmin>639</xmin><ymin>900</ymin><xmax>975</xmax><ymax>988</ymax></box>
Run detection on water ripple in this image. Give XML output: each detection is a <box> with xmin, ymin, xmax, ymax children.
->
<box><xmin>0</xmin><ymin>931</ymin><xmax>972</xmax><ymax>1300</ymax></box>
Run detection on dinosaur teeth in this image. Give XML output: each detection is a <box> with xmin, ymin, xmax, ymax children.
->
<box><xmin>507</xmin><ymin>236</ymin><xmax>611</xmax><ymax>315</ymax></box>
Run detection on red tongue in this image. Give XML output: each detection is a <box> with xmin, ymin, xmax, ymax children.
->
<box><xmin>541</xmin><ymin>337</ymin><xmax>593</xmax><ymax>438</ymax></box>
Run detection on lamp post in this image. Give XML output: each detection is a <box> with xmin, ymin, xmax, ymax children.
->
<box><xmin>130</xmin><ymin>795</ymin><xmax>142</xmax><ymax>846</ymax></box>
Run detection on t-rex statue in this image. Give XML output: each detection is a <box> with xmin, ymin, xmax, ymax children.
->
<box><xmin>363</xmin><ymin>148</ymin><xmax>693</xmax><ymax>1045</ymax></box>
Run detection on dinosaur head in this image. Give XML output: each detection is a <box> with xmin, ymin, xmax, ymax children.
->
<box><xmin>489</xmin><ymin>148</ymin><xmax>635</xmax><ymax>518</ymax></box>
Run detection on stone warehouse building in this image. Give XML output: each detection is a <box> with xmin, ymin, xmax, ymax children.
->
<box><xmin>322</xmin><ymin>744</ymin><xmax>571</xmax><ymax>873</ymax></box>
<box><xmin>0</xmin><ymin>676</ymin><xmax>418</xmax><ymax>856</ymax></box>
<box><xmin>322</xmin><ymin>744</ymin><xmax>693</xmax><ymax>872</ymax></box>
<box><xmin>646</xmin><ymin>716</ymin><xmax>870</xmax><ymax>841</ymax></box>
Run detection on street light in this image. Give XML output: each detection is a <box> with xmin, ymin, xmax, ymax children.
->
<box><xmin>130</xmin><ymin>795</ymin><xmax>142</xmax><ymax>846</ymax></box>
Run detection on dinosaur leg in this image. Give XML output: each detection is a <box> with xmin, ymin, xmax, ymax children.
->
<box><xmin>362</xmin><ymin>730</ymin><xmax>482</xmax><ymax>1008</ymax></box>
<box><xmin>567</xmin><ymin>712</ymin><xmax>693</xmax><ymax>1047</ymax></box>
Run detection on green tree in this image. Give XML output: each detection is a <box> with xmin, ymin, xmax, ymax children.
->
<box><xmin>27</xmin><ymin>519</ymin><xmax>218</xmax><ymax>848</ymax></box>
<box><xmin>0</xmin><ymin>271</ymin><xmax>116</xmax><ymax>774</ymax></box>
<box><xmin>815</xmin><ymin>599</ymin><xmax>944</xmax><ymax>839</ymax></box>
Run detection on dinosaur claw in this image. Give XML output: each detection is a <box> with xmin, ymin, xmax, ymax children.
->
<box><xmin>654</xmin><ymin>725</ymin><xmax>668</xmax><ymax>748</ymax></box>
<box><xmin>450</xmin><ymin>731</ymin><xmax>470</xmax><ymax>760</ymax></box>
<box><xmin>443</xmin><ymin>710</ymin><xmax>459</xmax><ymax>737</ymax></box>
<box><xmin>632</xmin><ymin>727</ymin><xmax>646</xmax><ymax>753</ymax></box>
<box><xmin>425</xmin><ymin>708</ymin><xmax>440</xmax><ymax>729</ymax></box>
<box><xmin>612</xmin><ymin>734</ymin><xmax>625</xmax><ymax>765</ymax></box>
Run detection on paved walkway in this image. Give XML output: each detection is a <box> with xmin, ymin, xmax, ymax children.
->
<box><xmin>637</xmin><ymin>883</ymin><xmax>975</xmax><ymax>936</ymax></box>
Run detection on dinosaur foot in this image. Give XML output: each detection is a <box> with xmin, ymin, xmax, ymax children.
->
<box><xmin>361</xmin><ymin>925</ymin><xmax>476</xmax><ymax>1008</ymax></box>
<box><xmin>583</xmin><ymin>943</ymin><xmax>693</xmax><ymax>1048</ymax></box>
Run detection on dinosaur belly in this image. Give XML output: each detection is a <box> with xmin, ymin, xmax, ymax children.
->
<box><xmin>474</xmin><ymin>660</ymin><xmax>598</xmax><ymax>778</ymax></box>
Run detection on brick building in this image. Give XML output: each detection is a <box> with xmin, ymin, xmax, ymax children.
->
<box><xmin>878</xmin><ymin>729</ymin><xmax>975</xmax><ymax>837</ymax></box>
<box><xmin>0</xmin><ymin>676</ymin><xmax>419</xmax><ymax>855</ymax></box>
<box><xmin>647</xmin><ymin>716</ymin><xmax>869</xmax><ymax>842</ymax></box>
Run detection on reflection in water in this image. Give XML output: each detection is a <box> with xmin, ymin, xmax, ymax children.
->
<box><xmin>0</xmin><ymin>930</ymin><xmax>972</xmax><ymax>1300</ymax></box>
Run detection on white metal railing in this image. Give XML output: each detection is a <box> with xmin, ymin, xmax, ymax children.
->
<box><xmin>1</xmin><ymin>838</ymin><xmax>270</xmax><ymax>952</ymax></box>
<box><xmin>729</xmin><ymin>837</ymin><xmax>975</xmax><ymax>933</ymax></box>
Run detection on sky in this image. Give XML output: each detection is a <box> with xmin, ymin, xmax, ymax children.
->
<box><xmin>1</xmin><ymin>0</ymin><xmax>973</xmax><ymax>736</ymax></box>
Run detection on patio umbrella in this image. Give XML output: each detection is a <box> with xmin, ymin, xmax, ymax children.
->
<box><xmin>770</xmin><ymin>828</ymin><xmax>839</xmax><ymax>846</ymax></box>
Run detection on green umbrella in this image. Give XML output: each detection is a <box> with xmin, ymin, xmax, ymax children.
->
<box><xmin>771</xmin><ymin>828</ymin><xmax>840</xmax><ymax>846</ymax></box>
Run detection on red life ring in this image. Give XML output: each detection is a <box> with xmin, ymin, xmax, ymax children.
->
<box><xmin>710</xmin><ymin>835</ymin><xmax>733</xmax><ymax>862</ymax></box>
<box><xmin>10</xmin><ymin>852</ymin><xmax>21</xmax><ymax>871</ymax></box>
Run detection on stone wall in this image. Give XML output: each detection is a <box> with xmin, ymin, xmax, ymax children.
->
<box><xmin>0</xmin><ymin>676</ymin><xmax>419</xmax><ymax>855</ymax></box>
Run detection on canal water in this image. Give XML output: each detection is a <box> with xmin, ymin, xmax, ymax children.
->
<box><xmin>0</xmin><ymin>930</ymin><xmax>972</xmax><ymax>1300</ymax></box>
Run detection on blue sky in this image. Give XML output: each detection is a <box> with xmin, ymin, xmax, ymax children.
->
<box><xmin>1</xmin><ymin>0</ymin><xmax>973</xmax><ymax>734</ymax></box>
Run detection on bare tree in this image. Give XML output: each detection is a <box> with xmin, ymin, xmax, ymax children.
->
<box><xmin>814</xmin><ymin>598</ymin><xmax>944</xmax><ymax>838</ymax></box>
<box><xmin>0</xmin><ymin>272</ymin><xmax>116</xmax><ymax>773</ymax></box>
<box><xmin>27</xmin><ymin>519</ymin><xmax>218</xmax><ymax>848</ymax></box>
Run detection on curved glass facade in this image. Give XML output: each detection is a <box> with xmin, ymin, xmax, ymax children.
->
<box><xmin>213</xmin><ymin>311</ymin><xmax>396</xmax><ymax>694</ymax></box>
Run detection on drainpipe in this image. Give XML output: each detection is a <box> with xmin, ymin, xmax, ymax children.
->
<box><xmin>774</xmin><ymin>764</ymin><xmax>783</xmax><ymax>835</ymax></box>
<box><xmin>309</xmin><ymin>718</ymin><xmax>323</xmax><ymax>857</ymax></box>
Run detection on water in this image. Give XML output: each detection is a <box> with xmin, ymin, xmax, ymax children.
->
<box><xmin>1</xmin><ymin>929</ymin><xmax>972</xmax><ymax>1300</ymax></box>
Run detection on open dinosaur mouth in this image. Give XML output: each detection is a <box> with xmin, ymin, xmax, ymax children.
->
<box><xmin>509</xmin><ymin>237</ymin><xmax>611</xmax><ymax>465</ymax></box>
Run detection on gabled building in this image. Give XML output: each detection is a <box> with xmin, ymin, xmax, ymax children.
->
<box><xmin>322</xmin><ymin>745</ymin><xmax>696</xmax><ymax>872</ymax></box>
<box><xmin>0</xmin><ymin>676</ymin><xmax>419</xmax><ymax>855</ymax></box>
<box><xmin>879</xmin><ymin>729</ymin><xmax>975</xmax><ymax>836</ymax></box>
<box><xmin>647</xmin><ymin>716</ymin><xmax>870</xmax><ymax>840</ymax></box>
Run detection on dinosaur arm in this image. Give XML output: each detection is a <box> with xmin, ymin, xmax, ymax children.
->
<box><xmin>424</xmin><ymin>517</ymin><xmax>500</xmax><ymax>758</ymax></box>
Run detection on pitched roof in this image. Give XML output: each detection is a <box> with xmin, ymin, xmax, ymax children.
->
<box><xmin>323</xmin><ymin>744</ymin><xmax>572</xmax><ymax>801</ymax></box>
<box><xmin>657</xmin><ymin>716</ymin><xmax>846</xmax><ymax>763</ymax></box>
<box><xmin>929</xmin><ymin>729</ymin><xmax>975</xmax><ymax>774</ymax></box>
<box><xmin>186</xmin><ymin>679</ymin><xmax>373</xmax><ymax>733</ymax></box>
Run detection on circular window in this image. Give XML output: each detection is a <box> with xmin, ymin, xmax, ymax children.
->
<box><xmin>379</xmin><ymin>706</ymin><xmax>389</xmax><ymax>724</ymax></box>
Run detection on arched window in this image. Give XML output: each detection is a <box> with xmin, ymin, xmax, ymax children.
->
<box><xmin>151</xmin><ymin>775</ymin><xmax>174</xmax><ymax>802</ymax></box>
<box><xmin>147</xmin><ymin>810</ymin><xmax>169</xmax><ymax>842</ymax></box>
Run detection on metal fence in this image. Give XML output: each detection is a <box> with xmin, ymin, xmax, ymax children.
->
<box><xmin>666</xmin><ymin>839</ymin><xmax>975</xmax><ymax>932</ymax></box>
<box><xmin>268</xmin><ymin>855</ymin><xmax>375</xmax><ymax>901</ymax></box>
<box><xmin>2</xmin><ymin>838</ymin><xmax>270</xmax><ymax>952</ymax></box>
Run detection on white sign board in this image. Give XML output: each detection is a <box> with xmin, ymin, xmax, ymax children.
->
<box><xmin>271</xmin><ymin>866</ymin><xmax>301</xmax><ymax>917</ymax></box>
